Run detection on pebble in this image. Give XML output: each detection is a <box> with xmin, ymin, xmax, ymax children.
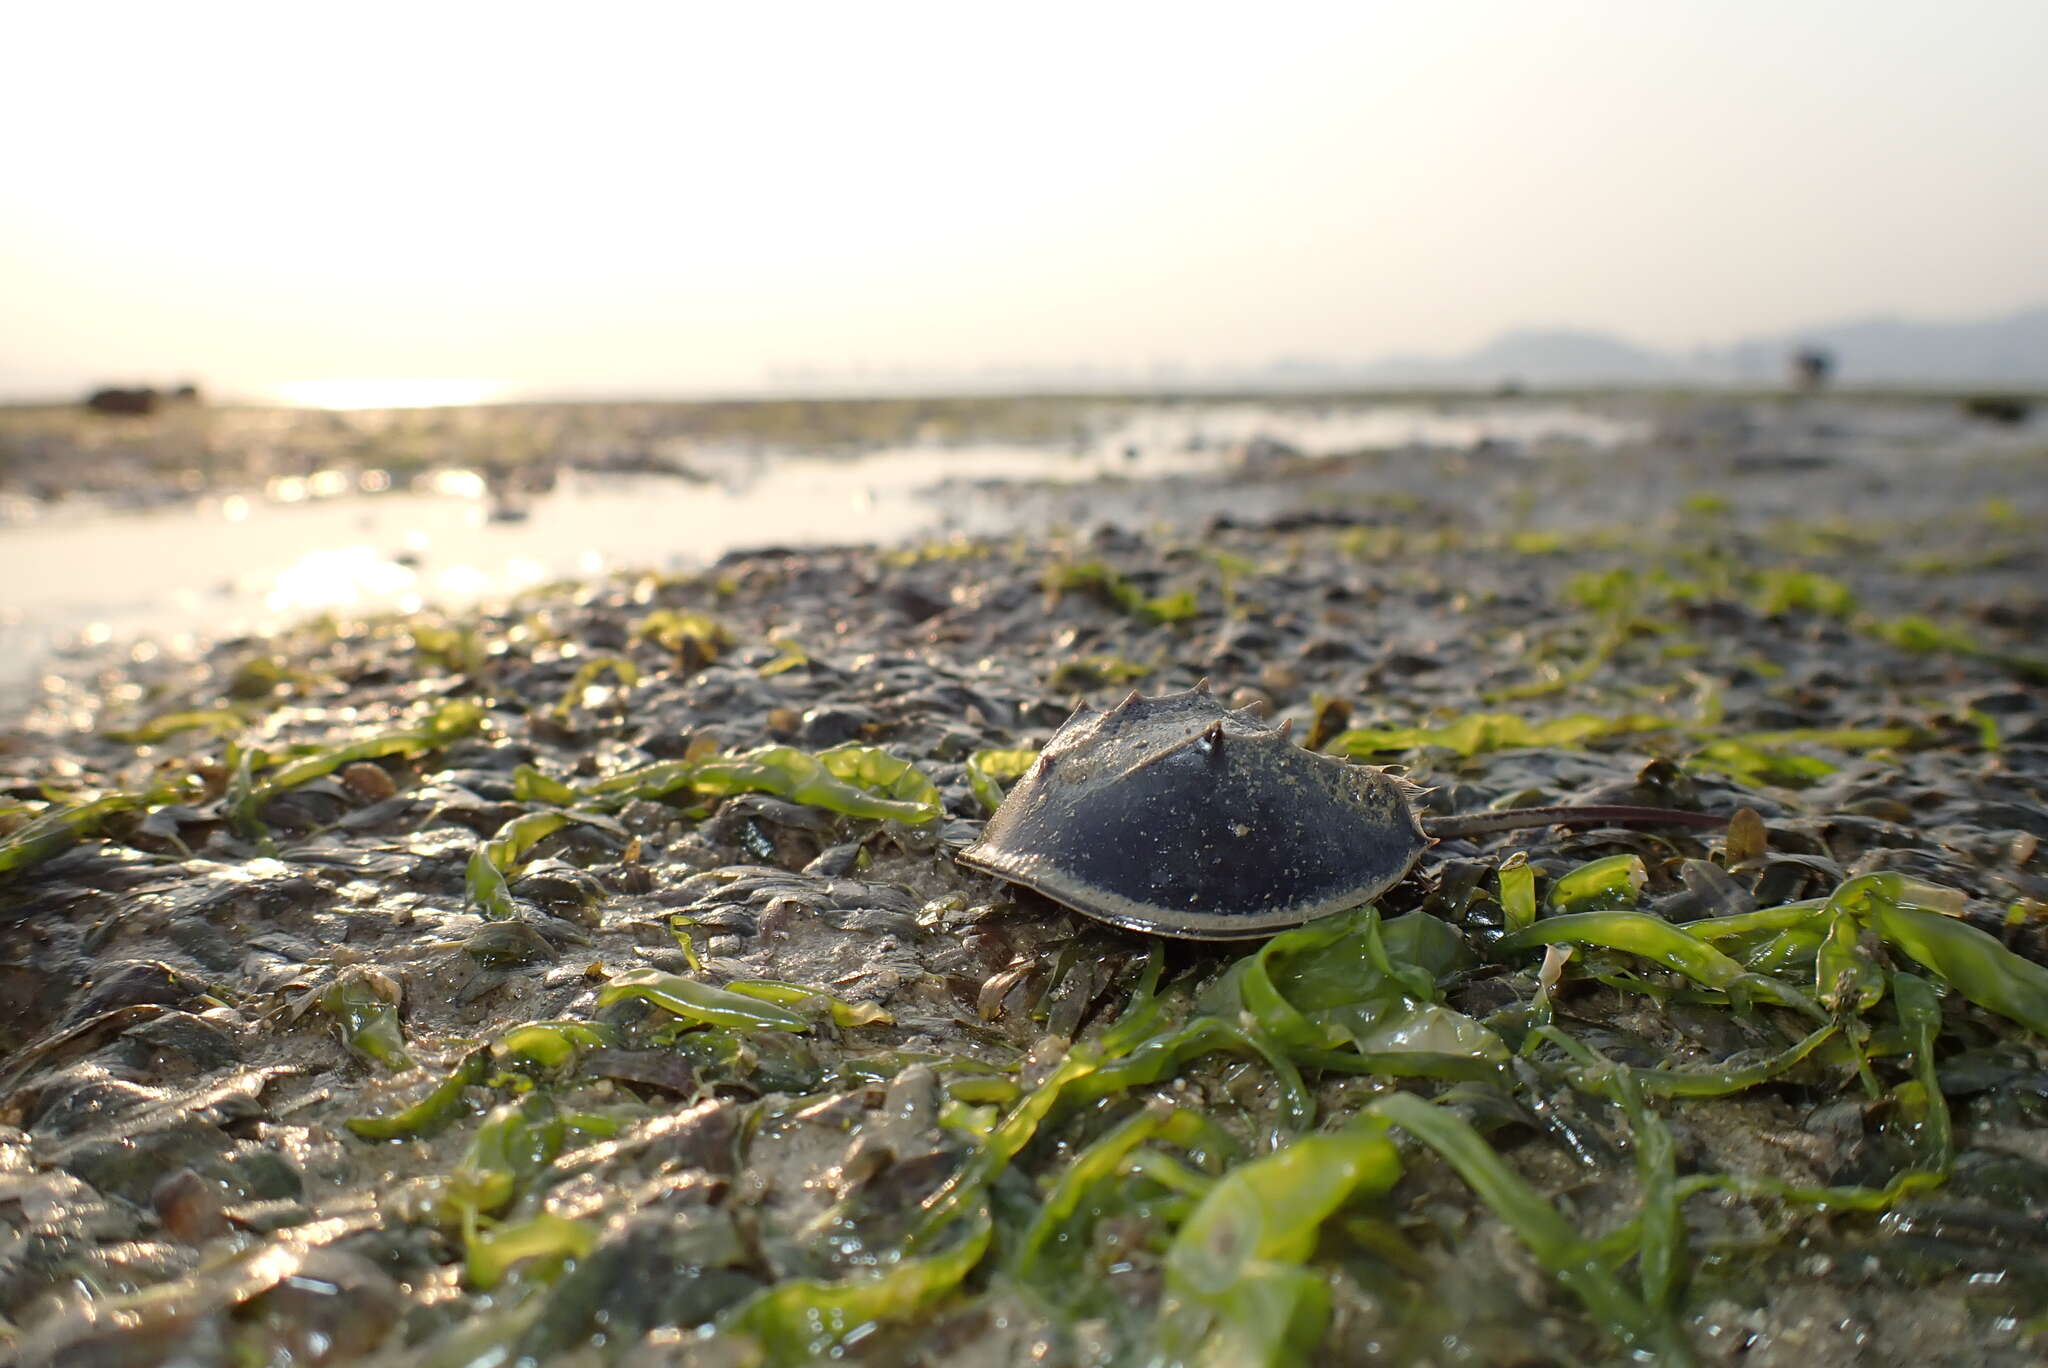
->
<box><xmin>340</xmin><ymin>762</ymin><xmax>399</xmax><ymax>802</ymax></box>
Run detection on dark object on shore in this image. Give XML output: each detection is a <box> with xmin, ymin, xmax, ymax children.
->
<box><xmin>1962</xmin><ymin>393</ymin><xmax>2032</xmax><ymax>426</ymax></box>
<box><xmin>82</xmin><ymin>383</ymin><xmax>203</xmax><ymax>416</ymax></box>
<box><xmin>85</xmin><ymin>387</ymin><xmax>161</xmax><ymax>416</ymax></box>
<box><xmin>961</xmin><ymin>684</ymin><xmax>1429</xmax><ymax>939</ymax></box>
<box><xmin>1788</xmin><ymin>346</ymin><xmax>1834</xmax><ymax>391</ymax></box>
<box><xmin>962</xmin><ymin>685</ymin><xmax>1726</xmax><ymax>941</ymax></box>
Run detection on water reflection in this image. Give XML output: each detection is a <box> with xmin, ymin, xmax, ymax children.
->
<box><xmin>266</xmin><ymin>546</ymin><xmax>418</xmax><ymax>613</ymax></box>
<box><xmin>0</xmin><ymin>400</ymin><xmax>1644</xmax><ymax>704</ymax></box>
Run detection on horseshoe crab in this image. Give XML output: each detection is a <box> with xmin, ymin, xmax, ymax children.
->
<box><xmin>959</xmin><ymin>685</ymin><xmax>1722</xmax><ymax>941</ymax></box>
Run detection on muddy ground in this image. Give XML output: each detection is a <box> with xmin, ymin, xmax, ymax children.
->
<box><xmin>0</xmin><ymin>394</ymin><xmax>2045</xmax><ymax>1367</ymax></box>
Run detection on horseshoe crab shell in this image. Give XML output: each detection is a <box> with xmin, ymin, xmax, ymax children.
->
<box><xmin>959</xmin><ymin>687</ymin><xmax>1428</xmax><ymax>940</ymax></box>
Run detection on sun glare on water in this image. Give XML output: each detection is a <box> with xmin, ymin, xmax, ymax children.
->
<box><xmin>269</xmin><ymin>378</ymin><xmax>512</xmax><ymax>410</ymax></box>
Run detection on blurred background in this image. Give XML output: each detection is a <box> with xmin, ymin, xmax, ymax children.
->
<box><xmin>3</xmin><ymin>0</ymin><xmax>2045</xmax><ymax>700</ymax></box>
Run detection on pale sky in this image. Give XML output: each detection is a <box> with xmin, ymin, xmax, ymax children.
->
<box><xmin>5</xmin><ymin>1</ymin><xmax>2045</xmax><ymax>399</ymax></box>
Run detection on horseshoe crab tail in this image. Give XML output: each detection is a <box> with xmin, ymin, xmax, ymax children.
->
<box><xmin>1423</xmin><ymin>804</ymin><xmax>1729</xmax><ymax>840</ymax></box>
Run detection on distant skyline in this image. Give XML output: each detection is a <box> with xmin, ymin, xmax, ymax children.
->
<box><xmin>6</xmin><ymin>2</ymin><xmax>2047</xmax><ymax>400</ymax></box>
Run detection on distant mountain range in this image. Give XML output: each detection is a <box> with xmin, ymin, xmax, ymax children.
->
<box><xmin>1258</xmin><ymin>305</ymin><xmax>2048</xmax><ymax>389</ymax></box>
<box><xmin>6</xmin><ymin>305</ymin><xmax>2045</xmax><ymax>405</ymax></box>
<box><xmin>766</xmin><ymin>305</ymin><xmax>2048</xmax><ymax>395</ymax></box>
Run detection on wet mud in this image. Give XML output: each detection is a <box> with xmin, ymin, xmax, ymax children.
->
<box><xmin>1</xmin><ymin>395</ymin><xmax>2045</xmax><ymax>1365</ymax></box>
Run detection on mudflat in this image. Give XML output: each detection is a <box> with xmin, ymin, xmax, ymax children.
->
<box><xmin>1</xmin><ymin>392</ymin><xmax>2045</xmax><ymax>1365</ymax></box>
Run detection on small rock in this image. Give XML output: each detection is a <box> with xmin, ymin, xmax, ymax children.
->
<box><xmin>151</xmin><ymin>1167</ymin><xmax>230</xmax><ymax>1242</ymax></box>
<box><xmin>1258</xmin><ymin>662</ymin><xmax>1298</xmax><ymax>693</ymax></box>
<box><xmin>1226</xmin><ymin>687</ymin><xmax>1273</xmax><ymax>718</ymax></box>
<box><xmin>340</xmin><ymin>762</ymin><xmax>398</xmax><ymax>802</ymax></box>
<box><xmin>798</xmin><ymin>706</ymin><xmax>877</xmax><ymax>747</ymax></box>
<box><xmin>245</xmin><ymin>1248</ymin><xmax>402</xmax><ymax>1362</ymax></box>
<box><xmin>1297</xmin><ymin>635</ymin><xmax>1359</xmax><ymax>662</ymax></box>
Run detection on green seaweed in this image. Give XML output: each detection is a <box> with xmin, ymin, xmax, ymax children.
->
<box><xmin>0</xmin><ymin>789</ymin><xmax>161</xmax><ymax>877</ymax></box>
<box><xmin>550</xmin><ymin>655</ymin><xmax>638</xmax><ymax>718</ymax></box>
<box><xmin>1869</xmin><ymin>613</ymin><xmax>1977</xmax><ymax>655</ymax></box>
<box><xmin>1547</xmin><ymin>853</ymin><xmax>1646</xmax><ymax>913</ymax></box>
<box><xmin>1066</xmin><ymin>1017</ymin><xmax>1313</xmax><ymax>1132</ymax></box>
<box><xmin>758</xmin><ymin>634</ymin><xmax>812</xmax><ymax>676</ymax></box>
<box><xmin>1011</xmin><ymin>1103</ymin><xmax>1227</xmax><ymax>1284</ymax></box>
<box><xmin>1125</xmin><ymin>1148</ymin><xmax>1218</xmax><ymax>1200</ymax></box>
<box><xmin>1154</xmin><ymin>1119</ymin><xmax>1404</xmax><ymax>1368</ymax></box>
<box><xmin>811</xmin><ymin>744</ymin><xmax>944</xmax><ymax>816</ymax></box>
<box><xmin>1857</xmin><ymin>614</ymin><xmax>2048</xmax><ymax>683</ymax></box>
<box><xmin>1206</xmin><ymin>548</ymin><xmax>1258</xmax><ymax>610</ymax></box>
<box><xmin>1043</xmin><ymin>559</ymin><xmax>1200</xmax><ymax>624</ymax></box>
<box><xmin>596</xmin><ymin>968</ymin><xmax>813</xmax><ymax>1033</ymax></box>
<box><xmin>496</xmin><ymin>1020</ymin><xmax>614</xmax><ymax>1071</ymax></box>
<box><xmin>106</xmin><ymin>708</ymin><xmax>250</xmax><ymax>744</ymax></box>
<box><xmin>1562</xmin><ymin>1021</ymin><xmax>1840</xmax><ymax>1099</ymax></box>
<box><xmin>1687</xmin><ymin>899</ymin><xmax>1829</xmax><ymax>942</ymax></box>
<box><xmin>634</xmin><ymin>609</ymin><xmax>733</xmax><ymax>661</ymax></box>
<box><xmin>1612</xmin><ymin>1071</ymin><xmax>1683</xmax><ymax>1312</ymax></box>
<box><xmin>585</xmin><ymin>743</ymin><xmax>941</xmax><ymax>823</ymax></box>
<box><xmin>1837</xmin><ymin>873</ymin><xmax>2048</xmax><ymax>1037</ymax></box>
<box><xmin>1047</xmin><ymin>655</ymin><xmax>1154</xmax><ymax>691</ymax></box>
<box><xmin>410</xmin><ymin>621</ymin><xmax>487</xmax><ymax>675</ymax></box>
<box><xmin>1323</xmin><ymin>711</ymin><xmax>1673</xmax><ymax>758</ymax></box>
<box><xmin>443</xmin><ymin>1095</ymin><xmax>628</xmax><ymax>1224</ymax></box>
<box><xmin>224</xmin><ymin>653</ymin><xmax>300</xmax><ymax>700</ymax></box>
<box><xmin>228</xmin><ymin>699</ymin><xmax>486</xmax><ymax>838</ymax></box>
<box><xmin>913</xmin><ymin>1048</ymin><xmax>1107</xmax><ymax>1249</ymax></box>
<box><xmin>722</xmin><ymin>1207</ymin><xmax>993</xmax><ymax>1364</ymax></box>
<box><xmin>346</xmin><ymin>1048</ymin><xmax>489</xmax><ymax>1140</ymax></box>
<box><xmin>1816</xmin><ymin>909</ymin><xmax>1885</xmax><ymax>1013</ymax></box>
<box><xmin>313</xmin><ymin>969</ymin><xmax>414</xmax><ymax>1071</ymax></box>
<box><xmin>1670</xmin><ymin>982</ymin><xmax>1953</xmax><ymax>1215</ymax></box>
<box><xmin>1752</xmin><ymin>568</ymin><xmax>1857</xmax><ymax>618</ymax></box>
<box><xmin>1736</xmin><ymin>725</ymin><xmax>1917</xmax><ymax>751</ymax></box>
<box><xmin>909</xmin><ymin>952</ymin><xmax>1197</xmax><ymax>1247</ymax></box>
<box><xmin>1498</xmin><ymin>855</ymin><xmax>1537</xmax><ymax>932</ymax></box>
<box><xmin>723</xmin><ymin>978</ymin><xmax>894</xmax><ymax>1028</ymax></box>
<box><xmin>1687</xmin><ymin>738</ymin><xmax>1838</xmax><ymax>787</ymax></box>
<box><xmin>667</xmin><ymin>916</ymin><xmax>706</xmax><ymax>971</ymax></box>
<box><xmin>510</xmin><ymin>764</ymin><xmax>578</xmax><ymax>805</ymax></box>
<box><xmin>1197</xmin><ymin>907</ymin><xmax>1504</xmax><ymax>1086</ymax></box>
<box><xmin>466</xmin><ymin>1211</ymin><xmax>597</xmax><ymax>1290</ymax></box>
<box><xmin>966</xmin><ymin>746</ymin><xmax>1038</xmax><ymax>814</ymax></box>
<box><xmin>1892</xmin><ymin>970</ymin><xmax>1954</xmax><ymax>1172</ymax></box>
<box><xmin>1693</xmin><ymin>726</ymin><xmax>1919</xmax><ymax>787</ymax></box>
<box><xmin>467</xmin><ymin>808</ymin><xmax>625</xmax><ymax>920</ymax></box>
<box><xmin>1499</xmin><ymin>912</ymin><xmax>1823</xmax><ymax>1018</ymax></box>
<box><xmin>1368</xmin><ymin>1093</ymin><xmax>1687</xmax><ymax>1361</ymax></box>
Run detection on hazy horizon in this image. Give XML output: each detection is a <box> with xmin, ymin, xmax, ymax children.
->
<box><xmin>8</xmin><ymin>1</ymin><xmax>2047</xmax><ymax>401</ymax></box>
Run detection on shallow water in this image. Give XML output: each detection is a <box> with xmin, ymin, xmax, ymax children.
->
<box><xmin>0</xmin><ymin>401</ymin><xmax>1641</xmax><ymax>706</ymax></box>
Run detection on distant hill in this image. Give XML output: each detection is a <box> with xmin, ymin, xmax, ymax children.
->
<box><xmin>1357</xmin><ymin>329</ymin><xmax>1686</xmax><ymax>386</ymax></box>
<box><xmin>1709</xmin><ymin>306</ymin><xmax>2048</xmax><ymax>385</ymax></box>
<box><xmin>1330</xmin><ymin>305</ymin><xmax>2048</xmax><ymax>389</ymax></box>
